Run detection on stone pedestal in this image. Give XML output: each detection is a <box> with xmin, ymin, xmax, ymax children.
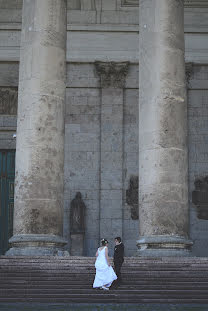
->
<box><xmin>6</xmin><ymin>0</ymin><xmax>68</xmax><ymax>256</ymax></box>
<box><xmin>95</xmin><ymin>62</ymin><xmax>129</xmax><ymax>249</ymax></box>
<box><xmin>138</xmin><ymin>0</ymin><xmax>192</xmax><ymax>256</ymax></box>
<box><xmin>70</xmin><ymin>233</ymin><xmax>84</xmax><ymax>256</ymax></box>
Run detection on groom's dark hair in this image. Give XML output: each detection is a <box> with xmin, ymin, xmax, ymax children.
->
<box><xmin>115</xmin><ymin>237</ymin><xmax>121</xmax><ymax>243</ymax></box>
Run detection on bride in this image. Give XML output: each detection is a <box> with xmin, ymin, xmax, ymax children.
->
<box><xmin>93</xmin><ymin>239</ymin><xmax>117</xmax><ymax>290</ymax></box>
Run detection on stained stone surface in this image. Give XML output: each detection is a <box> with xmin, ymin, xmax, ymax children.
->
<box><xmin>63</xmin><ymin>84</ymin><xmax>101</xmax><ymax>256</ymax></box>
<box><xmin>96</xmin><ymin>62</ymin><xmax>128</xmax><ymax>252</ymax></box>
<box><xmin>188</xmin><ymin>65</ymin><xmax>208</xmax><ymax>257</ymax></box>
<box><xmin>0</xmin><ymin>0</ymin><xmax>208</xmax><ymax>257</ymax></box>
<box><xmin>0</xmin><ymin>87</ymin><xmax>17</xmax><ymax>115</ymax></box>
<box><xmin>138</xmin><ymin>0</ymin><xmax>190</xmax><ymax>255</ymax></box>
<box><xmin>1</xmin><ymin>61</ymin><xmax>208</xmax><ymax>257</ymax></box>
<box><xmin>7</xmin><ymin>0</ymin><xmax>67</xmax><ymax>255</ymax></box>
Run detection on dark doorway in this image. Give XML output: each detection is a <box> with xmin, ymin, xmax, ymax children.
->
<box><xmin>0</xmin><ymin>150</ymin><xmax>15</xmax><ymax>255</ymax></box>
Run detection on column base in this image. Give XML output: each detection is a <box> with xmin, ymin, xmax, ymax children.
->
<box><xmin>136</xmin><ymin>235</ymin><xmax>193</xmax><ymax>257</ymax></box>
<box><xmin>6</xmin><ymin>234</ymin><xmax>69</xmax><ymax>256</ymax></box>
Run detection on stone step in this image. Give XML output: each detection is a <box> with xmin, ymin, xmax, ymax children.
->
<box><xmin>1</xmin><ymin>257</ymin><xmax>208</xmax><ymax>304</ymax></box>
<box><xmin>1</xmin><ymin>265</ymin><xmax>208</xmax><ymax>272</ymax></box>
<box><xmin>0</xmin><ymin>278</ymin><xmax>208</xmax><ymax>287</ymax></box>
<box><xmin>2</xmin><ymin>265</ymin><xmax>208</xmax><ymax>270</ymax></box>
<box><xmin>6</xmin><ymin>271</ymin><xmax>207</xmax><ymax>276</ymax></box>
<box><xmin>0</xmin><ymin>262</ymin><xmax>208</xmax><ymax>271</ymax></box>
<box><xmin>0</xmin><ymin>284</ymin><xmax>208</xmax><ymax>296</ymax></box>
<box><xmin>1</xmin><ymin>297</ymin><xmax>208</xmax><ymax>304</ymax></box>
<box><xmin>2</xmin><ymin>265</ymin><xmax>208</xmax><ymax>271</ymax></box>
<box><xmin>0</xmin><ymin>288</ymin><xmax>208</xmax><ymax>295</ymax></box>
<box><xmin>1</xmin><ymin>281</ymin><xmax>208</xmax><ymax>288</ymax></box>
<box><xmin>1</xmin><ymin>277</ymin><xmax>208</xmax><ymax>284</ymax></box>
<box><xmin>0</xmin><ymin>290</ymin><xmax>207</xmax><ymax>298</ymax></box>
<box><xmin>0</xmin><ymin>293</ymin><xmax>208</xmax><ymax>303</ymax></box>
<box><xmin>1</xmin><ymin>256</ymin><xmax>208</xmax><ymax>263</ymax></box>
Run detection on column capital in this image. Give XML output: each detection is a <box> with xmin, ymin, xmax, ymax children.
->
<box><xmin>95</xmin><ymin>61</ymin><xmax>129</xmax><ymax>88</ymax></box>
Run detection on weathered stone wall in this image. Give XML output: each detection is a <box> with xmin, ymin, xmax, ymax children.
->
<box><xmin>0</xmin><ymin>0</ymin><xmax>208</xmax><ymax>256</ymax></box>
<box><xmin>0</xmin><ymin>63</ymin><xmax>18</xmax><ymax>150</ymax></box>
<box><xmin>64</xmin><ymin>64</ymin><xmax>101</xmax><ymax>256</ymax></box>
<box><xmin>123</xmin><ymin>66</ymin><xmax>139</xmax><ymax>256</ymax></box>
<box><xmin>188</xmin><ymin>65</ymin><xmax>208</xmax><ymax>257</ymax></box>
<box><xmin>63</xmin><ymin>63</ymin><xmax>139</xmax><ymax>256</ymax></box>
<box><xmin>2</xmin><ymin>62</ymin><xmax>208</xmax><ymax>256</ymax></box>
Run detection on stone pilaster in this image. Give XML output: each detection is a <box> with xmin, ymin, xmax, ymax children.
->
<box><xmin>137</xmin><ymin>0</ymin><xmax>192</xmax><ymax>256</ymax></box>
<box><xmin>6</xmin><ymin>0</ymin><xmax>68</xmax><ymax>256</ymax></box>
<box><xmin>95</xmin><ymin>62</ymin><xmax>129</xmax><ymax>250</ymax></box>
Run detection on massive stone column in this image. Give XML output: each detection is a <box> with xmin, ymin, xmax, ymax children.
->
<box><xmin>137</xmin><ymin>0</ymin><xmax>192</xmax><ymax>256</ymax></box>
<box><xmin>95</xmin><ymin>62</ymin><xmax>129</xmax><ymax>250</ymax></box>
<box><xmin>7</xmin><ymin>0</ymin><xmax>67</xmax><ymax>256</ymax></box>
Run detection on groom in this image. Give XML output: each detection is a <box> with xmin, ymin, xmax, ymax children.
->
<box><xmin>113</xmin><ymin>237</ymin><xmax>124</xmax><ymax>287</ymax></box>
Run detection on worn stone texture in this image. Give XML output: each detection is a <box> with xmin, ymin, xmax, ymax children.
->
<box><xmin>1</xmin><ymin>62</ymin><xmax>208</xmax><ymax>257</ymax></box>
<box><xmin>96</xmin><ymin>62</ymin><xmax>129</xmax><ymax>254</ymax></box>
<box><xmin>64</xmin><ymin>86</ymin><xmax>100</xmax><ymax>256</ymax></box>
<box><xmin>0</xmin><ymin>87</ymin><xmax>17</xmax><ymax>115</ymax></box>
<box><xmin>188</xmin><ymin>65</ymin><xmax>208</xmax><ymax>257</ymax></box>
<box><xmin>0</xmin><ymin>0</ymin><xmax>208</xmax><ymax>257</ymax></box>
<box><xmin>1</xmin><ymin>4</ymin><xmax>208</xmax><ymax>63</ymax></box>
<box><xmin>7</xmin><ymin>0</ymin><xmax>68</xmax><ymax>255</ymax></box>
<box><xmin>99</xmin><ymin>86</ymin><xmax>124</xmax><ymax>252</ymax></box>
<box><xmin>123</xmin><ymin>88</ymin><xmax>139</xmax><ymax>255</ymax></box>
<box><xmin>138</xmin><ymin>0</ymin><xmax>190</xmax><ymax>256</ymax></box>
<box><xmin>63</xmin><ymin>63</ymin><xmax>139</xmax><ymax>255</ymax></box>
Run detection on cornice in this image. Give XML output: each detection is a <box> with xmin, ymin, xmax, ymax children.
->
<box><xmin>184</xmin><ymin>0</ymin><xmax>208</xmax><ymax>7</ymax></box>
<box><xmin>122</xmin><ymin>0</ymin><xmax>208</xmax><ymax>7</ymax></box>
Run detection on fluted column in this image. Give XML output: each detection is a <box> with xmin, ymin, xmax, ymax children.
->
<box><xmin>137</xmin><ymin>0</ymin><xmax>192</xmax><ymax>256</ymax></box>
<box><xmin>7</xmin><ymin>0</ymin><xmax>67</xmax><ymax>256</ymax></box>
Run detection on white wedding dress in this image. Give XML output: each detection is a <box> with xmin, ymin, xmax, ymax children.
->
<box><xmin>93</xmin><ymin>246</ymin><xmax>117</xmax><ymax>288</ymax></box>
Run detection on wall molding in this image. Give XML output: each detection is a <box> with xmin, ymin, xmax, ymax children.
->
<box><xmin>122</xmin><ymin>0</ymin><xmax>208</xmax><ymax>7</ymax></box>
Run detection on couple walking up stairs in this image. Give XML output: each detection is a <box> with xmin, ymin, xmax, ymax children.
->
<box><xmin>0</xmin><ymin>256</ymin><xmax>208</xmax><ymax>303</ymax></box>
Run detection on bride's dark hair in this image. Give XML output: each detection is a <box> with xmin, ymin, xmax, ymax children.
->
<box><xmin>101</xmin><ymin>238</ymin><xmax>108</xmax><ymax>246</ymax></box>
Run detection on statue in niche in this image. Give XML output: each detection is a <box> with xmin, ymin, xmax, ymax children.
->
<box><xmin>70</xmin><ymin>192</ymin><xmax>86</xmax><ymax>233</ymax></box>
<box><xmin>192</xmin><ymin>176</ymin><xmax>208</xmax><ymax>220</ymax></box>
<box><xmin>126</xmin><ymin>176</ymin><xmax>139</xmax><ymax>220</ymax></box>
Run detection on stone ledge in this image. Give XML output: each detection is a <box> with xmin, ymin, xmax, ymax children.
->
<box><xmin>136</xmin><ymin>236</ymin><xmax>193</xmax><ymax>257</ymax></box>
<box><xmin>122</xmin><ymin>0</ymin><xmax>208</xmax><ymax>7</ymax></box>
<box><xmin>6</xmin><ymin>234</ymin><xmax>69</xmax><ymax>257</ymax></box>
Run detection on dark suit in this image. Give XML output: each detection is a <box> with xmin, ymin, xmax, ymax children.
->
<box><xmin>113</xmin><ymin>243</ymin><xmax>124</xmax><ymax>285</ymax></box>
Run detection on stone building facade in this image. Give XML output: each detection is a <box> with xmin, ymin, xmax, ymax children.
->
<box><xmin>0</xmin><ymin>0</ymin><xmax>208</xmax><ymax>257</ymax></box>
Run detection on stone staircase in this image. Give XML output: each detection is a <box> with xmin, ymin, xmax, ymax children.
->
<box><xmin>0</xmin><ymin>257</ymin><xmax>208</xmax><ymax>304</ymax></box>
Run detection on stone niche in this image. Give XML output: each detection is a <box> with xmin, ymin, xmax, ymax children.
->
<box><xmin>192</xmin><ymin>177</ymin><xmax>208</xmax><ymax>220</ymax></box>
<box><xmin>126</xmin><ymin>175</ymin><xmax>139</xmax><ymax>220</ymax></box>
<box><xmin>70</xmin><ymin>192</ymin><xmax>86</xmax><ymax>256</ymax></box>
<box><xmin>0</xmin><ymin>88</ymin><xmax>18</xmax><ymax>115</ymax></box>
